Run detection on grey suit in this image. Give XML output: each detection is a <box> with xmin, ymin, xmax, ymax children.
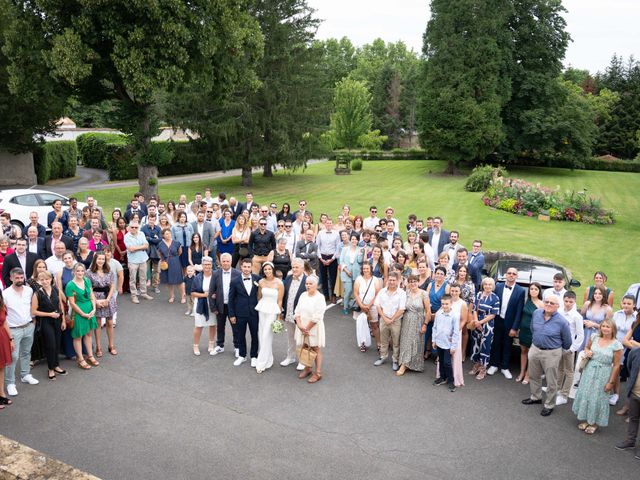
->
<box><xmin>295</xmin><ymin>239</ymin><xmax>319</xmax><ymax>272</ymax></box>
<box><xmin>190</xmin><ymin>221</ymin><xmax>216</xmax><ymax>254</ymax></box>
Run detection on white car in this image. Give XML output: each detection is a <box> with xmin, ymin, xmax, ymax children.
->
<box><xmin>0</xmin><ymin>189</ymin><xmax>87</xmax><ymax>230</ymax></box>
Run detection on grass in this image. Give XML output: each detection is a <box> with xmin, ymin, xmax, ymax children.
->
<box><xmin>75</xmin><ymin>160</ymin><xmax>640</xmax><ymax>299</ymax></box>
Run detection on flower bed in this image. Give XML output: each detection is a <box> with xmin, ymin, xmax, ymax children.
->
<box><xmin>482</xmin><ymin>177</ymin><xmax>615</xmax><ymax>224</ymax></box>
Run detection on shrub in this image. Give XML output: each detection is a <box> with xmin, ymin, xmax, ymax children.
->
<box><xmin>76</xmin><ymin>133</ymin><xmax>129</xmax><ymax>168</ymax></box>
<box><xmin>351</xmin><ymin>159</ymin><xmax>363</xmax><ymax>171</ymax></box>
<box><xmin>33</xmin><ymin>141</ymin><xmax>78</xmax><ymax>184</ymax></box>
<box><xmin>464</xmin><ymin>164</ymin><xmax>507</xmax><ymax>192</ymax></box>
<box><xmin>331</xmin><ymin>148</ymin><xmax>430</xmax><ymax>160</ymax></box>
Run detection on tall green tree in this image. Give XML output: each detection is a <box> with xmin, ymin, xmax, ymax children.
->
<box><xmin>418</xmin><ymin>0</ymin><xmax>511</xmax><ymax>171</ymax></box>
<box><xmin>329</xmin><ymin>78</ymin><xmax>374</xmax><ymax>149</ymax></box>
<box><xmin>0</xmin><ymin>2</ymin><xmax>68</xmax><ymax>153</ymax></box>
<box><xmin>171</xmin><ymin>0</ymin><xmax>325</xmax><ymax>187</ymax></box>
<box><xmin>3</xmin><ymin>0</ymin><xmax>262</xmax><ymax>197</ymax></box>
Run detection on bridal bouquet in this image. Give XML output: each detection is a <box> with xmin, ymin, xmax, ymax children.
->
<box><xmin>271</xmin><ymin>319</ymin><xmax>284</xmax><ymax>334</ymax></box>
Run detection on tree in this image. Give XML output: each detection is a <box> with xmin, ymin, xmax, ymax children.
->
<box><xmin>418</xmin><ymin>0</ymin><xmax>511</xmax><ymax>172</ymax></box>
<box><xmin>3</xmin><ymin>0</ymin><xmax>263</xmax><ymax>197</ymax></box>
<box><xmin>0</xmin><ymin>2</ymin><xmax>68</xmax><ymax>153</ymax></box>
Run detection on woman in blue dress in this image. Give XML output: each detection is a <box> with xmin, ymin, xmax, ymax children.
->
<box><xmin>469</xmin><ymin>277</ymin><xmax>500</xmax><ymax>380</ymax></box>
<box><xmin>217</xmin><ymin>209</ymin><xmax>235</xmax><ymax>256</ymax></box>
<box><xmin>425</xmin><ymin>266</ymin><xmax>450</xmax><ymax>359</ymax></box>
<box><xmin>572</xmin><ymin>319</ymin><xmax>623</xmax><ymax>434</ymax></box>
<box><xmin>158</xmin><ymin>228</ymin><xmax>185</xmax><ymax>303</ymax></box>
<box><xmin>171</xmin><ymin>212</ymin><xmax>193</xmax><ymax>271</ymax></box>
<box><xmin>579</xmin><ymin>286</ymin><xmax>613</xmax><ymax>350</ymax></box>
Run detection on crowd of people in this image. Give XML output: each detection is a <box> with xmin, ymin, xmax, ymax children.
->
<box><xmin>1</xmin><ymin>189</ymin><xmax>639</xmax><ymax>458</ymax></box>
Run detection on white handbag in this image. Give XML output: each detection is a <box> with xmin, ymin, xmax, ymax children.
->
<box><xmin>356</xmin><ymin>312</ymin><xmax>372</xmax><ymax>348</ymax></box>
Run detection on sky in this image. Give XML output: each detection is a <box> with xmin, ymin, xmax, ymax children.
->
<box><xmin>308</xmin><ymin>0</ymin><xmax>640</xmax><ymax>73</ymax></box>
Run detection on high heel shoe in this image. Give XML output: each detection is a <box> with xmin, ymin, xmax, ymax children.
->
<box><xmin>0</xmin><ymin>395</ymin><xmax>13</xmax><ymax>405</ymax></box>
<box><xmin>86</xmin><ymin>356</ymin><xmax>100</xmax><ymax>367</ymax></box>
<box><xmin>396</xmin><ymin>365</ymin><xmax>407</xmax><ymax>376</ymax></box>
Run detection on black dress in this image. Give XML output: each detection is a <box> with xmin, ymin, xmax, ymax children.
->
<box><xmin>272</xmin><ymin>249</ymin><xmax>291</xmax><ymax>278</ymax></box>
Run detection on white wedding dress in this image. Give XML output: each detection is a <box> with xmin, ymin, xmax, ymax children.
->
<box><xmin>255</xmin><ymin>287</ymin><xmax>280</xmax><ymax>372</ymax></box>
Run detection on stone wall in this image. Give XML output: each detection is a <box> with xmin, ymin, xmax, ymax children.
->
<box><xmin>0</xmin><ymin>151</ymin><xmax>36</xmax><ymax>187</ymax></box>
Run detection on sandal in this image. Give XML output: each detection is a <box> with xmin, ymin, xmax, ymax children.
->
<box><xmin>308</xmin><ymin>372</ymin><xmax>323</xmax><ymax>383</ymax></box>
<box><xmin>77</xmin><ymin>360</ymin><xmax>91</xmax><ymax>370</ymax></box>
<box><xmin>359</xmin><ymin>344</ymin><xmax>366</xmax><ymax>353</ymax></box>
<box><xmin>168</xmin><ymin>297</ymin><xmax>175</xmax><ymax>303</ymax></box>
<box><xmin>95</xmin><ymin>349</ymin><xmax>104</xmax><ymax>358</ymax></box>
<box><xmin>577</xmin><ymin>422</ymin><xmax>588</xmax><ymax>431</ymax></box>
<box><xmin>522</xmin><ymin>378</ymin><xmax>529</xmax><ymax>385</ymax></box>
<box><xmin>193</xmin><ymin>344</ymin><xmax>201</xmax><ymax>356</ymax></box>
<box><xmin>48</xmin><ymin>372</ymin><xmax>56</xmax><ymax>380</ymax></box>
<box><xmin>584</xmin><ymin>425</ymin><xmax>598</xmax><ymax>435</ymax></box>
<box><xmin>468</xmin><ymin>363</ymin><xmax>480</xmax><ymax>376</ymax></box>
<box><xmin>108</xmin><ymin>346</ymin><xmax>118</xmax><ymax>356</ymax></box>
<box><xmin>54</xmin><ymin>368</ymin><xmax>67</xmax><ymax>375</ymax></box>
<box><xmin>0</xmin><ymin>396</ymin><xmax>13</xmax><ymax>405</ymax></box>
<box><xmin>616</xmin><ymin>406</ymin><xmax>629</xmax><ymax>416</ymax></box>
<box><xmin>208</xmin><ymin>341</ymin><xmax>215</xmax><ymax>354</ymax></box>
<box><xmin>180</xmin><ymin>296</ymin><xmax>187</xmax><ymax>304</ymax></box>
<box><xmin>86</xmin><ymin>356</ymin><xmax>100</xmax><ymax>367</ymax></box>
<box><xmin>298</xmin><ymin>367</ymin><xmax>312</xmax><ymax>379</ymax></box>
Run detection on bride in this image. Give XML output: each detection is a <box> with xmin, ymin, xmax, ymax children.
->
<box><xmin>255</xmin><ymin>262</ymin><xmax>284</xmax><ymax>373</ymax></box>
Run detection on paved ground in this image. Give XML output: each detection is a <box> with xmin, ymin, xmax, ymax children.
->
<box><xmin>0</xmin><ymin>295</ymin><xmax>637</xmax><ymax>479</ymax></box>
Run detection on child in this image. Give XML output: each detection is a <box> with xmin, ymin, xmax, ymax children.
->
<box><xmin>183</xmin><ymin>265</ymin><xmax>196</xmax><ymax>316</ymax></box>
<box><xmin>612</xmin><ymin>295</ymin><xmax>637</xmax><ymax>406</ymax></box>
<box><xmin>432</xmin><ymin>295</ymin><xmax>461</xmax><ymax>392</ymax></box>
<box><xmin>543</xmin><ymin>273</ymin><xmax>567</xmax><ymax>301</ymax></box>
<box><xmin>556</xmin><ymin>291</ymin><xmax>585</xmax><ymax>406</ymax></box>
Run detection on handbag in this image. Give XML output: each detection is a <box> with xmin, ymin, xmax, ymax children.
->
<box><xmin>352</xmin><ymin>278</ymin><xmax>373</xmax><ymax>312</ymax></box>
<box><xmin>297</xmin><ymin>334</ymin><xmax>317</xmax><ymax>368</ymax></box>
<box><xmin>160</xmin><ymin>260</ymin><xmax>169</xmax><ymax>271</ymax></box>
<box><xmin>577</xmin><ymin>353</ymin><xmax>590</xmax><ymax>373</ymax></box>
<box><xmin>239</xmin><ymin>246</ymin><xmax>249</xmax><ymax>257</ymax></box>
<box><xmin>356</xmin><ymin>312</ymin><xmax>372</xmax><ymax>348</ymax></box>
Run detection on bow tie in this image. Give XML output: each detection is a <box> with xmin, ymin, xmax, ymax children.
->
<box><xmin>505</xmin><ymin>285</ymin><xmax>512</xmax><ymax>290</ymax></box>
<box><xmin>223</xmin><ymin>271</ymin><xmax>230</xmax><ymax>274</ymax></box>
<box><xmin>243</xmin><ymin>277</ymin><xmax>251</xmax><ymax>282</ymax></box>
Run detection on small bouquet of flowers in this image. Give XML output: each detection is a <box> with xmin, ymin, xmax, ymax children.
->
<box><xmin>271</xmin><ymin>319</ymin><xmax>284</xmax><ymax>334</ymax></box>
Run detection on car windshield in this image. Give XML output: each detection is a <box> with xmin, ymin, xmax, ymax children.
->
<box><xmin>495</xmin><ymin>260</ymin><xmax>563</xmax><ymax>288</ymax></box>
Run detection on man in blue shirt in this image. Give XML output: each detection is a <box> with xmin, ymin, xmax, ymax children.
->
<box><xmin>521</xmin><ymin>294</ymin><xmax>572</xmax><ymax>416</ymax></box>
<box><xmin>124</xmin><ymin>222</ymin><xmax>153</xmax><ymax>304</ymax></box>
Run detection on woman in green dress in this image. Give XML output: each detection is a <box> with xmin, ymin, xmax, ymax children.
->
<box><xmin>572</xmin><ymin>319</ymin><xmax>623</xmax><ymax>434</ymax></box>
<box><xmin>65</xmin><ymin>263</ymin><xmax>98</xmax><ymax>370</ymax></box>
<box><xmin>517</xmin><ymin>282</ymin><xmax>543</xmax><ymax>384</ymax></box>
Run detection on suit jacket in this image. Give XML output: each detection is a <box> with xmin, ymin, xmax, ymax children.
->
<box><xmin>44</xmin><ymin>234</ymin><xmax>74</xmax><ymax>258</ymax></box>
<box><xmin>1</xmin><ymin>251</ymin><xmax>39</xmax><ymax>287</ymax></box>
<box><xmin>229</xmin><ymin>202</ymin><xmax>243</xmax><ymax>220</ymax></box>
<box><xmin>468</xmin><ymin>252</ymin><xmax>485</xmax><ymax>274</ymax></box>
<box><xmin>209</xmin><ymin>267</ymin><xmax>241</xmax><ymax>314</ymax></box>
<box><xmin>625</xmin><ymin>348</ymin><xmax>640</xmax><ymax>398</ymax></box>
<box><xmin>227</xmin><ymin>273</ymin><xmax>260</xmax><ymax>320</ymax></box>
<box><xmin>22</xmin><ymin>223</ymin><xmax>46</xmax><ymax>239</ymax></box>
<box><xmin>295</xmin><ymin>239</ymin><xmax>319</xmax><ymax>272</ymax></box>
<box><xmin>427</xmin><ymin>229</ymin><xmax>450</xmax><ymax>256</ymax></box>
<box><xmin>26</xmin><ymin>238</ymin><xmax>46</xmax><ymax>260</ymax></box>
<box><xmin>190</xmin><ymin>221</ymin><xmax>216</xmax><ymax>252</ymax></box>
<box><xmin>494</xmin><ymin>282</ymin><xmax>526</xmax><ymax>330</ymax></box>
<box><xmin>282</xmin><ymin>274</ymin><xmax>307</xmax><ymax>319</ymax></box>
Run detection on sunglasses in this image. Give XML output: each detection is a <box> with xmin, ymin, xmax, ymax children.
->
<box><xmin>259</xmin><ymin>222</ymin><xmax>267</xmax><ymax>226</ymax></box>
<box><xmin>285</xmin><ymin>225</ymin><xmax>292</xmax><ymax>228</ymax></box>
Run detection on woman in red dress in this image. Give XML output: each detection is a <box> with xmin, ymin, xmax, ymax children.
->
<box><xmin>113</xmin><ymin>217</ymin><xmax>128</xmax><ymax>264</ymax></box>
<box><xmin>0</xmin><ymin>236</ymin><xmax>14</xmax><ymax>289</ymax></box>
<box><xmin>0</xmin><ymin>295</ymin><xmax>15</xmax><ymax>409</ymax></box>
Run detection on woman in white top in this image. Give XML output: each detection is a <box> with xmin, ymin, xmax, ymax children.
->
<box><xmin>191</xmin><ymin>257</ymin><xmax>216</xmax><ymax>356</ymax></box>
<box><xmin>353</xmin><ymin>262</ymin><xmax>382</xmax><ymax>352</ymax></box>
<box><xmin>448</xmin><ymin>283</ymin><xmax>468</xmax><ymax>387</ymax></box>
<box><xmin>231</xmin><ymin>214</ymin><xmax>251</xmax><ymax>268</ymax></box>
<box><xmin>295</xmin><ymin>275</ymin><xmax>326</xmax><ymax>383</ymax></box>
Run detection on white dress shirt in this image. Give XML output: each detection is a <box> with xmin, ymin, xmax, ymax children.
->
<box><xmin>500</xmin><ymin>283</ymin><xmax>514</xmax><ymax>318</ymax></box>
<box><xmin>221</xmin><ymin>269</ymin><xmax>232</xmax><ymax>304</ymax></box>
<box><xmin>560</xmin><ymin>307</ymin><xmax>585</xmax><ymax>352</ymax></box>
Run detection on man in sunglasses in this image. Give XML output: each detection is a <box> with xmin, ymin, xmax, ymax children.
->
<box><xmin>248</xmin><ymin>219</ymin><xmax>276</xmax><ymax>275</ymax></box>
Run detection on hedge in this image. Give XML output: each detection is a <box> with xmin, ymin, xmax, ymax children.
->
<box><xmin>581</xmin><ymin>157</ymin><xmax>640</xmax><ymax>173</ymax></box>
<box><xmin>34</xmin><ymin>141</ymin><xmax>77</xmax><ymax>184</ymax></box>
<box><xmin>332</xmin><ymin>148</ymin><xmax>430</xmax><ymax>160</ymax></box>
<box><xmin>76</xmin><ymin>133</ymin><xmax>129</xmax><ymax>169</ymax></box>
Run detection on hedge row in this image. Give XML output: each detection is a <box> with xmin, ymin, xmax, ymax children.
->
<box><xmin>76</xmin><ymin>132</ymin><xmax>129</xmax><ymax>169</ymax></box>
<box><xmin>332</xmin><ymin>148</ymin><xmax>429</xmax><ymax>160</ymax></box>
<box><xmin>34</xmin><ymin>141</ymin><xmax>77</xmax><ymax>184</ymax></box>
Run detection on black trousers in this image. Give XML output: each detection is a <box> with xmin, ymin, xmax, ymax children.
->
<box><xmin>216</xmin><ymin>304</ymin><xmax>239</xmax><ymax>349</ymax></box>
<box><xmin>489</xmin><ymin>316</ymin><xmax>513</xmax><ymax>370</ymax></box>
<box><xmin>437</xmin><ymin>347</ymin><xmax>454</xmax><ymax>385</ymax></box>
<box><xmin>236</xmin><ymin>314</ymin><xmax>259</xmax><ymax>359</ymax></box>
<box><xmin>40</xmin><ymin>317</ymin><xmax>61</xmax><ymax>370</ymax></box>
<box><xmin>319</xmin><ymin>255</ymin><xmax>337</xmax><ymax>299</ymax></box>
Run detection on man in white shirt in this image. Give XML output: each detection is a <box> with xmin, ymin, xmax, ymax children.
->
<box><xmin>316</xmin><ymin>219</ymin><xmax>341</xmax><ymax>304</ymax></box>
<box><xmin>555</xmin><ymin>291</ymin><xmax>585</xmax><ymax>406</ymax></box>
<box><xmin>281</xmin><ymin>221</ymin><xmax>296</xmax><ymax>254</ymax></box>
<box><xmin>363</xmin><ymin>206</ymin><xmax>380</xmax><ymax>231</ymax></box>
<box><xmin>383</xmin><ymin>207</ymin><xmax>399</xmax><ymax>234</ymax></box>
<box><xmin>373</xmin><ymin>273</ymin><xmax>406</xmax><ymax>371</ymax></box>
<box><xmin>124</xmin><ymin>222</ymin><xmax>153</xmax><ymax>304</ymax></box>
<box><xmin>210</xmin><ymin>253</ymin><xmax>241</xmax><ymax>357</ymax></box>
<box><xmin>442</xmin><ymin>231</ymin><xmax>464</xmax><ymax>268</ymax></box>
<box><xmin>45</xmin><ymin>242</ymin><xmax>67</xmax><ymax>277</ymax></box>
<box><xmin>3</xmin><ymin>268</ymin><xmax>38</xmax><ymax>396</ymax></box>
<box><xmin>543</xmin><ymin>274</ymin><xmax>567</xmax><ymax>301</ymax></box>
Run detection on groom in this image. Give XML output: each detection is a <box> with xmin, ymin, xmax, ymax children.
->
<box><xmin>228</xmin><ymin>258</ymin><xmax>260</xmax><ymax>367</ymax></box>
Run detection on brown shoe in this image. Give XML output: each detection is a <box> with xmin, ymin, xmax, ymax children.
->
<box><xmin>308</xmin><ymin>373</ymin><xmax>323</xmax><ymax>383</ymax></box>
<box><xmin>468</xmin><ymin>363</ymin><xmax>480</xmax><ymax>375</ymax></box>
<box><xmin>131</xmin><ymin>296</ymin><xmax>140</xmax><ymax>304</ymax></box>
<box><xmin>140</xmin><ymin>293</ymin><xmax>154</xmax><ymax>300</ymax></box>
<box><xmin>396</xmin><ymin>365</ymin><xmax>407</xmax><ymax>376</ymax></box>
<box><xmin>475</xmin><ymin>366</ymin><xmax>486</xmax><ymax>380</ymax></box>
<box><xmin>298</xmin><ymin>367</ymin><xmax>312</xmax><ymax>379</ymax></box>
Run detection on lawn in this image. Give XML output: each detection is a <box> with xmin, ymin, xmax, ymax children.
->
<box><xmin>75</xmin><ymin>160</ymin><xmax>640</xmax><ymax>299</ymax></box>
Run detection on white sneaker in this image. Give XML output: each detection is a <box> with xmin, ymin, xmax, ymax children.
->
<box><xmin>234</xmin><ymin>348</ymin><xmax>240</xmax><ymax>358</ymax></box>
<box><xmin>487</xmin><ymin>366</ymin><xmax>498</xmax><ymax>375</ymax></box>
<box><xmin>184</xmin><ymin>310</ymin><xmax>191</xmax><ymax>316</ymax></box>
<box><xmin>233</xmin><ymin>357</ymin><xmax>247</xmax><ymax>366</ymax></box>
<box><xmin>501</xmin><ymin>369</ymin><xmax>513</xmax><ymax>379</ymax></box>
<box><xmin>555</xmin><ymin>395</ymin><xmax>568</xmax><ymax>406</ymax></box>
<box><xmin>541</xmin><ymin>386</ymin><xmax>548</xmax><ymax>392</ymax></box>
<box><xmin>211</xmin><ymin>346</ymin><xmax>224</xmax><ymax>356</ymax></box>
<box><xmin>250</xmin><ymin>358</ymin><xmax>257</xmax><ymax>368</ymax></box>
<box><xmin>296</xmin><ymin>362</ymin><xmax>305</xmax><ymax>371</ymax></box>
<box><xmin>609</xmin><ymin>393</ymin><xmax>619</xmax><ymax>406</ymax></box>
<box><xmin>280</xmin><ymin>358</ymin><xmax>296</xmax><ymax>367</ymax></box>
<box><xmin>21</xmin><ymin>374</ymin><xmax>39</xmax><ymax>385</ymax></box>
<box><xmin>6</xmin><ymin>384</ymin><xmax>17</xmax><ymax>396</ymax></box>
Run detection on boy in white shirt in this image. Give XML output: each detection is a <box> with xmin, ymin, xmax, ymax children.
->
<box><xmin>543</xmin><ymin>273</ymin><xmax>567</xmax><ymax>302</ymax></box>
<box><xmin>556</xmin><ymin>291</ymin><xmax>584</xmax><ymax>406</ymax></box>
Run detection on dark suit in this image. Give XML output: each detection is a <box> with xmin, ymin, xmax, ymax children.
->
<box><xmin>22</xmin><ymin>223</ymin><xmax>46</xmax><ymax>239</ymax></box>
<box><xmin>295</xmin><ymin>239</ymin><xmax>319</xmax><ymax>273</ymax></box>
<box><xmin>227</xmin><ymin>273</ymin><xmax>260</xmax><ymax>359</ymax></box>
<box><xmin>489</xmin><ymin>282</ymin><xmax>526</xmax><ymax>370</ymax></box>
<box><xmin>2</xmin><ymin>252</ymin><xmax>39</xmax><ymax>287</ymax></box>
<box><xmin>427</xmin><ymin>229</ymin><xmax>450</xmax><ymax>256</ymax></box>
<box><xmin>44</xmin><ymin>234</ymin><xmax>74</xmax><ymax>258</ymax></box>
<box><xmin>209</xmin><ymin>267</ymin><xmax>241</xmax><ymax>349</ymax></box>
<box><xmin>468</xmin><ymin>252</ymin><xmax>485</xmax><ymax>275</ymax></box>
<box><xmin>229</xmin><ymin>202</ymin><xmax>243</xmax><ymax>220</ymax></box>
<box><xmin>26</xmin><ymin>238</ymin><xmax>46</xmax><ymax>260</ymax></box>
<box><xmin>625</xmin><ymin>348</ymin><xmax>640</xmax><ymax>443</ymax></box>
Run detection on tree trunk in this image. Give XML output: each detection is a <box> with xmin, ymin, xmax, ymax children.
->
<box><xmin>444</xmin><ymin>159</ymin><xmax>457</xmax><ymax>175</ymax></box>
<box><xmin>138</xmin><ymin>164</ymin><xmax>159</xmax><ymax>199</ymax></box>
<box><xmin>263</xmin><ymin>159</ymin><xmax>273</xmax><ymax>177</ymax></box>
<box><xmin>241</xmin><ymin>166</ymin><xmax>253</xmax><ymax>186</ymax></box>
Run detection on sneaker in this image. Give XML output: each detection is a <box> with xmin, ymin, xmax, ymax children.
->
<box><xmin>21</xmin><ymin>374</ymin><xmax>39</xmax><ymax>385</ymax></box>
<box><xmin>392</xmin><ymin>362</ymin><xmax>399</xmax><ymax>371</ymax></box>
<box><xmin>184</xmin><ymin>310</ymin><xmax>191</xmax><ymax>316</ymax></box>
<box><xmin>131</xmin><ymin>296</ymin><xmax>140</xmax><ymax>304</ymax></box>
<box><xmin>501</xmin><ymin>369</ymin><xmax>513</xmax><ymax>379</ymax></box>
<box><xmin>296</xmin><ymin>363</ymin><xmax>305</xmax><ymax>371</ymax></box>
<box><xmin>487</xmin><ymin>366</ymin><xmax>498</xmax><ymax>375</ymax></box>
<box><xmin>615</xmin><ymin>440</ymin><xmax>635</xmax><ymax>451</ymax></box>
<box><xmin>234</xmin><ymin>348</ymin><xmax>240</xmax><ymax>358</ymax></box>
<box><xmin>140</xmin><ymin>293</ymin><xmax>154</xmax><ymax>300</ymax></box>
<box><xmin>448</xmin><ymin>384</ymin><xmax>456</xmax><ymax>392</ymax></box>
<box><xmin>541</xmin><ymin>386</ymin><xmax>548</xmax><ymax>392</ymax></box>
<box><xmin>374</xmin><ymin>358</ymin><xmax>386</xmax><ymax>367</ymax></box>
<box><xmin>280</xmin><ymin>358</ymin><xmax>296</xmax><ymax>367</ymax></box>
<box><xmin>6</xmin><ymin>384</ymin><xmax>17</xmax><ymax>396</ymax></box>
<box><xmin>154</xmin><ymin>287</ymin><xmax>161</xmax><ymax>294</ymax></box>
<box><xmin>609</xmin><ymin>393</ymin><xmax>619</xmax><ymax>406</ymax></box>
<box><xmin>211</xmin><ymin>346</ymin><xmax>224</xmax><ymax>355</ymax></box>
<box><xmin>555</xmin><ymin>395</ymin><xmax>568</xmax><ymax>406</ymax></box>
<box><xmin>233</xmin><ymin>357</ymin><xmax>247</xmax><ymax>367</ymax></box>
<box><xmin>634</xmin><ymin>449</ymin><xmax>640</xmax><ymax>460</ymax></box>
<box><xmin>250</xmin><ymin>358</ymin><xmax>257</xmax><ymax>368</ymax></box>
<box><xmin>433</xmin><ymin>378</ymin><xmax>447</xmax><ymax>386</ymax></box>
